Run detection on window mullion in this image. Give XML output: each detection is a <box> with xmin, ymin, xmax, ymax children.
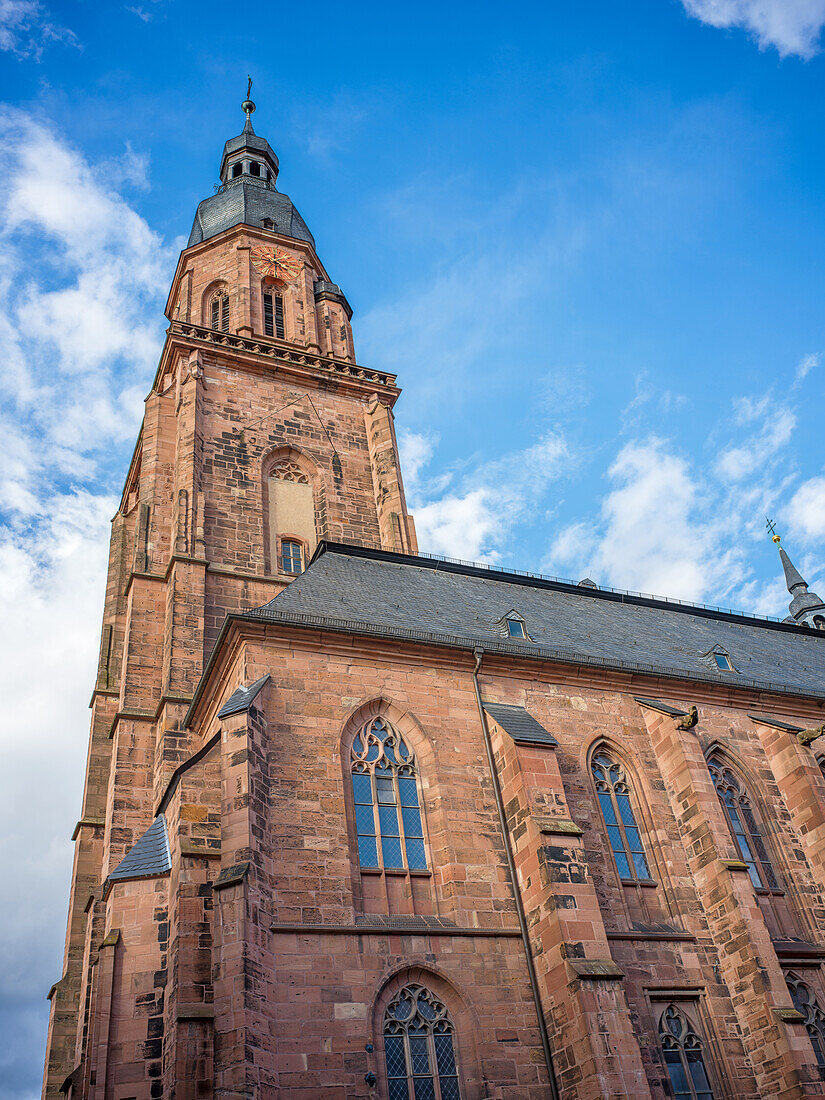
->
<box><xmin>394</xmin><ymin>772</ymin><xmax>409</xmax><ymax>870</ymax></box>
<box><xmin>371</xmin><ymin>769</ymin><xmax>384</xmax><ymax>867</ymax></box>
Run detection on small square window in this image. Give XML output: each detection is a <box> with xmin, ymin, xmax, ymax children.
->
<box><xmin>713</xmin><ymin>653</ymin><xmax>733</xmax><ymax>671</ymax></box>
<box><xmin>507</xmin><ymin>619</ymin><xmax>526</xmax><ymax>638</ymax></box>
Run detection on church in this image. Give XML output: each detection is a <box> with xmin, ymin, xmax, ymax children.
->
<box><xmin>42</xmin><ymin>96</ymin><xmax>825</xmax><ymax>1100</ymax></box>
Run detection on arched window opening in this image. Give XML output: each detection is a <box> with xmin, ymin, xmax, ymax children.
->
<box><xmin>786</xmin><ymin>973</ymin><xmax>825</xmax><ymax>1070</ymax></box>
<box><xmin>231</xmin><ymin>163</ymin><xmax>242</xmax><ymax>179</ymax></box>
<box><xmin>814</xmin><ymin>615</ymin><xmax>825</xmax><ymax>631</ymax></box>
<box><xmin>707</xmin><ymin>755</ymin><xmax>780</xmax><ymax>892</ymax></box>
<box><xmin>659</xmin><ymin>1004</ymin><xmax>714</xmax><ymax>1100</ymax></box>
<box><xmin>249</xmin><ymin>161</ymin><xmax>261</xmax><ymax>177</ymax></box>
<box><xmin>263</xmin><ymin>290</ymin><xmax>285</xmax><ymax>338</ymax></box>
<box><xmin>266</xmin><ymin>457</ymin><xmax>316</xmax><ymax>575</ymax></box>
<box><xmin>280</xmin><ymin>538</ymin><xmax>303</xmax><ymax>575</ymax></box>
<box><xmin>210</xmin><ymin>290</ymin><xmax>229</xmax><ymax>333</ymax></box>
<box><xmin>384</xmin><ymin>984</ymin><xmax>460</xmax><ymax>1100</ymax></box>
<box><xmin>351</xmin><ymin>717</ymin><xmax>426</xmax><ymax>871</ymax></box>
<box><xmin>591</xmin><ymin>751</ymin><xmax>651</xmax><ymax>883</ymax></box>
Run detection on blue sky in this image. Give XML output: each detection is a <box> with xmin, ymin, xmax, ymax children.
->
<box><xmin>2</xmin><ymin>0</ymin><xmax>825</xmax><ymax>1094</ymax></box>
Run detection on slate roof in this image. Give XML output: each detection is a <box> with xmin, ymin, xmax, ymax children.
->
<box><xmin>108</xmin><ymin>816</ymin><xmax>171</xmax><ymax>884</ymax></box>
<box><xmin>188</xmin><ymin>182</ymin><xmax>314</xmax><ymax>248</ymax></box>
<box><xmin>243</xmin><ymin>543</ymin><xmax>825</xmax><ymax>701</ymax></box>
<box><xmin>218</xmin><ymin>674</ymin><xmax>270</xmax><ymax>719</ymax></box>
<box><xmin>483</xmin><ymin>703</ymin><xmax>559</xmax><ymax>746</ymax></box>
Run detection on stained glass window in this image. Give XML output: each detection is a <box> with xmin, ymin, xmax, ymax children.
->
<box><xmin>591</xmin><ymin>751</ymin><xmax>651</xmax><ymax>883</ymax></box>
<box><xmin>384</xmin><ymin>984</ymin><xmax>460</xmax><ymax>1100</ymax></box>
<box><xmin>786</xmin><ymin>973</ymin><xmax>825</xmax><ymax>1071</ymax></box>
<box><xmin>351</xmin><ymin>717</ymin><xmax>427</xmax><ymax>872</ymax></box>
<box><xmin>659</xmin><ymin>1004</ymin><xmax>714</xmax><ymax>1100</ymax></box>
<box><xmin>707</xmin><ymin>756</ymin><xmax>780</xmax><ymax>892</ymax></box>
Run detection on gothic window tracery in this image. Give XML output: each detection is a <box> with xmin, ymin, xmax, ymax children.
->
<box><xmin>351</xmin><ymin>717</ymin><xmax>426</xmax><ymax>871</ymax></box>
<box><xmin>786</xmin><ymin>972</ymin><xmax>825</xmax><ymax>1070</ymax></box>
<box><xmin>591</xmin><ymin>750</ymin><xmax>651</xmax><ymax>882</ymax></box>
<box><xmin>707</xmin><ymin>755</ymin><xmax>780</xmax><ymax>892</ymax></box>
<box><xmin>270</xmin><ymin>460</ymin><xmax>309</xmax><ymax>484</ymax></box>
<box><xmin>383</xmin><ymin>984</ymin><xmax>460</xmax><ymax>1100</ymax></box>
<box><xmin>658</xmin><ymin>1004</ymin><xmax>714</xmax><ymax>1100</ymax></box>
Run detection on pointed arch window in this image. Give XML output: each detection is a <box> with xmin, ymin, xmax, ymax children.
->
<box><xmin>210</xmin><ymin>290</ymin><xmax>229</xmax><ymax>332</ymax></box>
<box><xmin>659</xmin><ymin>1004</ymin><xmax>714</xmax><ymax>1100</ymax></box>
<box><xmin>591</xmin><ymin>751</ymin><xmax>651</xmax><ymax>882</ymax></box>
<box><xmin>384</xmin><ymin>984</ymin><xmax>460</xmax><ymax>1100</ymax></box>
<box><xmin>263</xmin><ymin>289</ymin><xmax>285</xmax><ymax>338</ymax></box>
<box><xmin>786</xmin><ymin>973</ymin><xmax>825</xmax><ymax>1070</ymax></box>
<box><xmin>707</xmin><ymin>755</ymin><xmax>780</xmax><ymax>892</ymax></box>
<box><xmin>351</xmin><ymin>718</ymin><xmax>426</xmax><ymax>871</ymax></box>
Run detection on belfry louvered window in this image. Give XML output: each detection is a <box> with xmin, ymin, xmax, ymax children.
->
<box><xmin>707</xmin><ymin>755</ymin><xmax>780</xmax><ymax>892</ymax></box>
<box><xmin>210</xmin><ymin>291</ymin><xmax>229</xmax><ymax>333</ymax></box>
<box><xmin>658</xmin><ymin>1004</ymin><xmax>714</xmax><ymax>1100</ymax></box>
<box><xmin>263</xmin><ymin>291</ymin><xmax>285</xmax><ymax>338</ymax></box>
<box><xmin>786</xmin><ymin>973</ymin><xmax>825</xmax><ymax>1070</ymax></box>
<box><xmin>351</xmin><ymin>717</ymin><xmax>427</xmax><ymax>871</ymax></box>
<box><xmin>384</xmin><ymin>984</ymin><xmax>460</xmax><ymax>1100</ymax></box>
<box><xmin>591</xmin><ymin>751</ymin><xmax>651</xmax><ymax>882</ymax></box>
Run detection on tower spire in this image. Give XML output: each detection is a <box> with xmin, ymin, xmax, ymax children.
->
<box><xmin>242</xmin><ymin>75</ymin><xmax>255</xmax><ymax>134</ymax></box>
<box><xmin>767</xmin><ymin>519</ymin><xmax>825</xmax><ymax>629</ymax></box>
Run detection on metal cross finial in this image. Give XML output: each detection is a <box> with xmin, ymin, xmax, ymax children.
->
<box><xmin>766</xmin><ymin>516</ymin><xmax>781</xmax><ymax>544</ymax></box>
<box><xmin>247</xmin><ymin>74</ymin><xmax>252</xmax><ymax>100</ymax></box>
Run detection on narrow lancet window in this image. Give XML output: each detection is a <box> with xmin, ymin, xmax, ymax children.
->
<box><xmin>591</xmin><ymin>751</ymin><xmax>651</xmax><ymax>882</ymax></box>
<box><xmin>659</xmin><ymin>1005</ymin><xmax>714</xmax><ymax>1100</ymax></box>
<box><xmin>263</xmin><ymin>290</ymin><xmax>285</xmax><ymax>338</ymax></box>
<box><xmin>210</xmin><ymin>291</ymin><xmax>229</xmax><ymax>332</ymax></box>
<box><xmin>708</xmin><ymin>755</ymin><xmax>779</xmax><ymax>891</ymax></box>
<box><xmin>384</xmin><ymin>984</ymin><xmax>460</xmax><ymax>1100</ymax></box>
<box><xmin>351</xmin><ymin>717</ymin><xmax>426</xmax><ymax>871</ymax></box>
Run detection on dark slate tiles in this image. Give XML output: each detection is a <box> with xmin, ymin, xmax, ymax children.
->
<box><xmin>246</xmin><ymin>545</ymin><xmax>825</xmax><ymax>700</ymax></box>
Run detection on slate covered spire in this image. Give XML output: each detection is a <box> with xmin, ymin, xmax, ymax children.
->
<box><xmin>769</xmin><ymin>523</ymin><xmax>825</xmax><ymax>629</ymax></box>
<box><xmin>187</xmin><ymin>92</ymin><xmax>314</xmax><ymax>248</ymax></box>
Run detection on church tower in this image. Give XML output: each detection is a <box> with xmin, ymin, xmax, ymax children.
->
<box><xmin>42</xmin><ymin>96</ymin><xmax>417</xmax><ymax>1098</ymax></box>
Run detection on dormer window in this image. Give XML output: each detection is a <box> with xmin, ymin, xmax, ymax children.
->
<box><xmin>262</xmin><ymin>218</ymin><xmax>274</xmax><ymax>230</ymax></box>
<box><xmin>507</xmin><ymin>618</ymin><xmax>526</xmax><ymax>638</ymax></box>
<box><xmin>713</xmin><ymin>653</ymin><xmax>734</xmax><ymax>672</ymax></box>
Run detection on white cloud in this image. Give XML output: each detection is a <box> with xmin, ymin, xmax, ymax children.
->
<box><xmin>401</xmin><ymin>429</ymin><xmax>570</xmax><ymax>563</ymax></box>
<box><xmin>0</xmin><ymin>0</ymin><xmax>77</xmax><ymax>58</ymax></box>
<box><xmin>681</xmin><ymin>0</ymin><xmax>825</xmax><ymax>58</ymax></box>
<box><xmin>0</xmin><ymin>110</ymin><xmax>169</xmax><ymax>1095</ymax></box>
<box><xmin>716</xmin><ymin>400</ymin><xmax>796</xmax><ymax>482</ymax></box>
<box><xmin>549</xmin><ymin>437</ymin><xmax>743</xmax><ymax>602</ymax></box>
<box><xmin>787</xmin><ymin>474</ymin><xmax>825</xmax><ymax>540</ymax></box>
<box><xmin>795</xmin><ymin>351</ymin><xmax>820</xmax><ymax>385</ymax></box>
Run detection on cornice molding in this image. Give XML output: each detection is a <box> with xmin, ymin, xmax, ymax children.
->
<box><xmin>153</xmin><ymin>321</ymin><xmax>397</xmax><ymax>400</ymax></box>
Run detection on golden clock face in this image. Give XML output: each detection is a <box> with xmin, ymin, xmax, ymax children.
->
<box><xmin>251</xmin><ymin>245</ymin><xmax>303</xmax><ymax>286</ymax></box>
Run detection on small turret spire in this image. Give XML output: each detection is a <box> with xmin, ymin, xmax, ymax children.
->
<box><xmin>767</xmin><ymin>518</ymin><xmax>825</xmax><ymax>629</ymax></box>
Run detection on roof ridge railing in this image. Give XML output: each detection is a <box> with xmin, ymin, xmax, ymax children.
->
<box><xmin>408</xmin><ymin>550</ymin><xmax>783</xmax><ymax>623</ymax></box>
